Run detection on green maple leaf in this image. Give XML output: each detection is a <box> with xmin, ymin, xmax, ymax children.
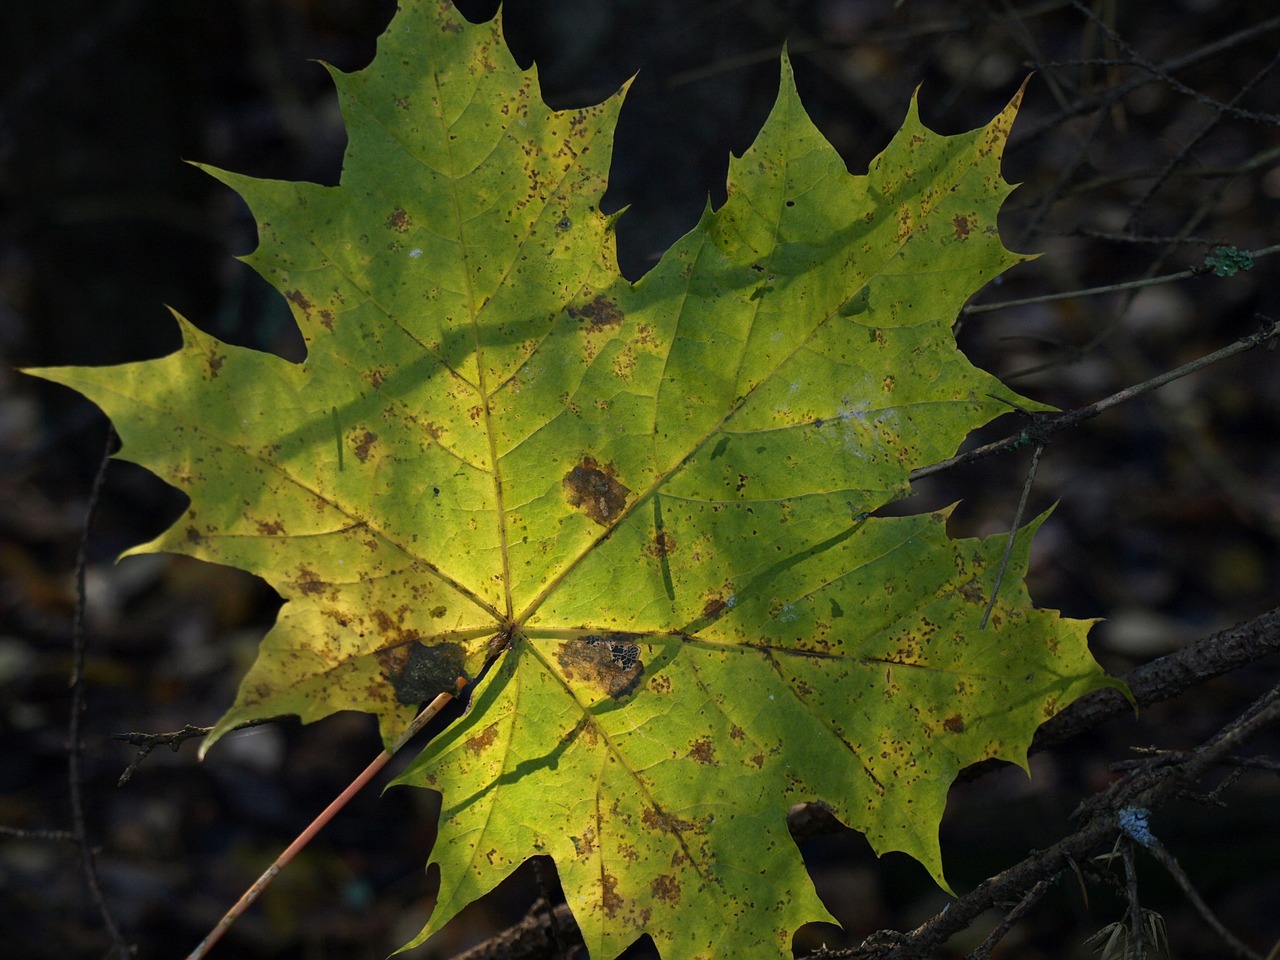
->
<box><xmin>27</xmin><ymin>3</ymin><xmax>1122</xmax><ymax>957</ymax></box>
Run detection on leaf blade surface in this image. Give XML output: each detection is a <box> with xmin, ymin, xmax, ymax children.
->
<box><xmin>25</xmin><ymin>3</ymin><xmax>1120</xmax><ymax>958</ymax></box>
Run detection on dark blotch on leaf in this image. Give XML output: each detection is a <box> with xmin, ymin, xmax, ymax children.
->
<box><xmin>563</xmin><ymin>456</ymin><xmax>629</xmax><ymax>525</ymax></box>
<box><xmin>386</xmin><ymin>207</ymin><xmax>412</xmax><ymax>232</ymax></box>
<box><xmin>378</xmin><ymin>641</ymin><xmax>467</xmax><ymax>705</ymax></box>
<box><xmin>567</xmin><ymin>294</ymin><xmax>623</xmax><ymax>329</ymax></box>
<box><xmin>295</xmin><ymin>565</ymin><xmax>327</xmax><ymax>596</ymax></box>
<box><xmin>465</xmin><ymin>722</ymin><xmax>499</xmax><ymax>755</ymax></box>
<box><xmin>943</xmin><ymin>714</ymin><xmax>966</xmax><ymax>734</ymax></box>
<box><xmin>651</xmin><ymin>874</ymin><xmax>680</xmax><ymax>903</ymax></box>
<box><xmin>556</xmin><ymin>634</ymin><xmax>644</xmax><ymax>700</ymax></box>
<box><xmin>354</xmin><ymin>430</ymin><xmax>378</xmax><ymax>463</ymax></box>
<box><xmin>688</xmin><ymin>738</ymin><xmax>715</xmax><ymax>764</ymax></box>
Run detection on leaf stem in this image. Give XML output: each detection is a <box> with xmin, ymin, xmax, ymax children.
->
<box><xmin>185</xmin><ymin>678</ymin><xmax>466</xmax><ymax>960</ymax></box>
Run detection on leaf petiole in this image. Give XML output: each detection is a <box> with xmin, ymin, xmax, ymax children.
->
<box><xmin>185</xmin><ymin>677</ymin><xmax>467</xmax><ymax>960</ymax></box>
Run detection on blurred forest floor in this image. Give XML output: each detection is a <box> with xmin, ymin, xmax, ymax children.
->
<box><xmin>1</xmin><ymin>1</ymin><xmax>1278</xmax><ymax>958</ymax></box>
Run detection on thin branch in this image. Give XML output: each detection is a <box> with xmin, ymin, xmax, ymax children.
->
<box><xmin>966</xmin><ymin>875</ymin><xmax>1055</xmax><ymax>959</ymax></box>
<box><xmin>69</xmin><ymin>427</ymin><xmax>131</xmax><ymax>959</ymax></box>
<box><xmin>1016</xmin><ymin>14</ymin><xmax>1280</xmax><ymax>147</ymax></box>
<box><xmin>961</xmin><ymin>243</ymin><xmax>1280</xmax><ymax>316</ymax></box>
<box><xmin>980</xmin><ymin>442</ymin><xmax>1043</xmax><ymax>630</ymax></box>
<box><xmin>909</xmin><ymin>318</ymin><xmax>1280</xmax><ymax>483</ymax></box>
<box><xmin>1146</xmin><ymin>838</ymin><xmax>1265</xmax><ymax>960</ymax></box>
<box><xmin>114</xmin><ymin>716</ymin><xmax>286</xmax><ymax>786</ymax></box>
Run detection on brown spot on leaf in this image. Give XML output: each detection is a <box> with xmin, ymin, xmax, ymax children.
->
<box><xmin>255</xmin><ymin>519</ymin><xmax>285</xmax><ymax>536</ymax></box>
<box><xmin>206</xmin><ymin>350</ymin><xmax>225</xmax><ymax>378</ymax></box>
<box><xmin>571</xmin><ymin>828</ymin><xmax>596</xmax><ymax>857</ymax></box>
<box><xmin>386</xmin><ymin>208</ymin><xmax>412</xmax><ymax>232</ymax></box>
<box><xmin>354</xmin><ymin>431</ymin><xmax>378</xmax><ymax>463</ymax></box>
<box><xmin>186</xmin><ymin>526</ymin><xmax>203</xmax><ymax>544</ymax></box>
<box><xmin>600</xmin><ymin>872</ymin><xmax>623</xmax><ymax>918</ymax></box>
<box><xmin>556</xmin><ymin>635</ymin><xmax>644</xmax><ymax>700</ymax></box>
<box><xmin>651</xmin><ymin>874</ymin><xmax>680</xmax><ymax>904</ymax></box>
<box><xmin>952</xmin><ymin>214</ymin><xmax>971</xmax><ymax>239</ymax></box>
<box><xmin>943</xmin><ymin>714</ymin><xmax>966</xmax><ymax>734</ymax></box>
<box><xmin>563</xmin><ymin>457</ymin><xmax>629</xmax><ymax>525</ymax></box>
<box><xmin>285</xmin><ymin>289</ymin><xmax>313</xmax><ymax>315</ymax></box>
<box><xmin>642</xmin><ymin>806</ymin><xmax>700</xmax><ymax>835</ymax></box>
<box><xmin>465</xmin><ymin>722</ymin><xmax>499</xmax><ymax>755</ymax></box>
<box><xmin>567</xmin><ymin>294</ymin><xmax>623</xmax><ymax>330</ymax></box>
<box><xmin>295</xmin><ymin>565</ymin><xmax>326</xmax><ymax>596</ymax></box>
<box><xmin>688</xmin><ymin>738</ymin><xmax>715</xmax><ymax>764</ymax></box>
<box><xmin>318</xmin><ymin>309</ymin><xmax>335</xmax><ymax>331</ymax></box>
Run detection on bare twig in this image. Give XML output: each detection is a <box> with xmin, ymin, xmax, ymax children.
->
<box><xmin>69</xmin><ymin>427</ymin><xmax>131</xmax><ymax>959</ymax></box>
<box><xmin>966</xmin><ymin>874</ymin><xmax>1055</xmax><ymax>959</ymax></box>
<box><xmin>1146</xmin><ymin>838</ymin><xmax>1264</xmax><ymax>960</ymax></box>
<box><xmin>909</xmin><ymin>319</ymin><xmax>1280</xmax><ymax>482</ymax></box>
<box><xmin>114</xmin><ymin>716</ymin><xmax>286</xmax><ymax>786</ymax></box>
<box><xmin>961</xmin><ymin>243</ymin><xmax>1280</xmax><ymax>316</ymax></box>
<box><xmin>980</xmin><ymin>441</ymin><xmax>1043</xmax><ymax>630</ymax></box>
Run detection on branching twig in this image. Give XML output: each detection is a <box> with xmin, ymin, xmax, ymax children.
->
<box><xmin>69</xmin><ymin>427</ymin><xmax>131</xmax><ymax>959</ymax></box>
<box><xmin>113</xmin><ymin>716</ymin><xmax>286</xmax><ymax>786</ymax></box>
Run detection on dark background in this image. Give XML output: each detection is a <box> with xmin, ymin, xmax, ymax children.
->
<box><xmin>2</xmin><ymin>1</ymin><xmax>1278</xmax><ymax>958</ymax></box>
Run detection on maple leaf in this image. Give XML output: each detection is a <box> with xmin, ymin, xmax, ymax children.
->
<box><xmin>26</xmin><ymin>3</ymin><xmax>1123</xmax><ymax>958</ymax></box>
